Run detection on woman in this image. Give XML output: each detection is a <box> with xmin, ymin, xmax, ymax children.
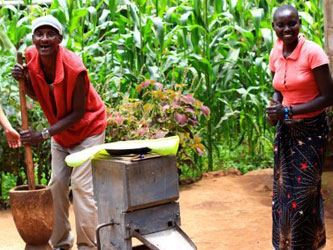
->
<box><xmin>0</xmin><ymin>105</ymin><xmax>20</xmax><ymax>148</ymax></box>
<box><xmin>266</xmin><ymin>5</ymin><xmax>333</xmax><ymax>250</ymax></box>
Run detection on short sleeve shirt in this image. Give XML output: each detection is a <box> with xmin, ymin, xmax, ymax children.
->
<box><xmin>269</xmin><ymin>34</ymin><xmax>329</xmax><ymax>118</ymax></box>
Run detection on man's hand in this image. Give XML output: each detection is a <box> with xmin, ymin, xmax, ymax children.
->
<box><xmin>20</xmin><ymin>128</ymin><xmax>44</xmax><ymax>146</ymax></box>
<box><xmin>11</xmin><ymin>63</ymin><xmax>27</xmax><ymax>81</ymax></box>
<box><xmin>5</xmin><ymin>128</ymin><xmax>21</xmax><ymax>148</ymax></box>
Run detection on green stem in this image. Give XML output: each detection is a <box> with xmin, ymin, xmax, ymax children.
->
<box><xmin>204</xmin><ymin>0</ymin><xmax>213</xmax><ymax>171</ymax></box>
<box><xmin>206</xmin><ymin>76</ymin><xmax>213</xmax><ymax>171</ymax></box>
<box><xmin>139</xmin><ymin>13</ymin><xmax>144</xmax><ymax>74</ymax></box>
<box><xmin>0</xmin><ymin>172</ymin><xmax>2</xmax><ymax>202</ymax></box>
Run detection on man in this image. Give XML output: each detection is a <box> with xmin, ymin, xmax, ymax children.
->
<box><xmin>0</xmin><ymin>105</ymin><xmax>20</xmax><ymax>148</ymax></box>
<box><xmin>12</xmin><ymin>15</ymin><xmax>107</xmax><ymax>250</ymax></box>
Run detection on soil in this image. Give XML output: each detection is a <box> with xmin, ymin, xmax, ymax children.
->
<box><xmin>1</xmin><ymin>168</ymin><xmax>333</xmax><ymax>250</ymax></box>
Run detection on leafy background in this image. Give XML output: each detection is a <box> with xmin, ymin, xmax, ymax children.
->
<box><xmin>0</xmin><ymin>0</ymin><xmax>325</xmax><ymax>207</ymax></box>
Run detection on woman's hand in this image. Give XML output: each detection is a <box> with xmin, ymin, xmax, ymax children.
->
<box><xmin>20</xmin><ymin>128</ymin><xmax>44</xmax><ymax>146</ymax></box>
<box><xmin>266</xmin><ymin>115</ymin><xmax>278</xmax><ymax>126</ymax></box>
<box><xmin>266</xmin><ymin>100</ymin><xmax>285</xmax><ymax>126</ymax></box>
<box><xmin>5</xmin><ymin>128</ymin><xmax>21</xmax><ymax>148</ymax></box>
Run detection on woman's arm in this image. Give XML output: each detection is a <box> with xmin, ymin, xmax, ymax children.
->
<box><xmin>266</xmin><ymin>71</ymin><xmax>283</xmax><ymax>126</ymax></box>
<box><xmin>266</xmin><ymin>64</ymin><xmax>333</xmax><ymax>120</ymax></box>
<box><xmin>292</xmin><ymin>64</ymin><xmax>333</xmax><ymax>115</ymax></box>
<box><xmin>0</xmin><ymin>105</ymin><xmax>21</xmax><ymax>148</ymax></box>
<box><xmin>270</xmin><ymin>72</ymin><xmax>283</xmax><ymax>104</ymax></box>
<box><xmin>272</xmin><ymin>91</ymin><xmax>283</xmax><ymax>104</ymax></box>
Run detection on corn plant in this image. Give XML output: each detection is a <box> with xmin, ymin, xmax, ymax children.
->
<box><xmin>0</xmin><ymin>0</ymin><xmax>326</xmax><ymax>202</ymax></box>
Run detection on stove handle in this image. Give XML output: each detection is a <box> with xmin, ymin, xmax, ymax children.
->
<box><xmin>96</xmin><ymin>221</ymin><xmax>116</xmax><ymax>250</ymax></box>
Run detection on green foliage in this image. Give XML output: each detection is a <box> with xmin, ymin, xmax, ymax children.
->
<box><xmin>107</xmin><ymin>80</ymin><xmax>209</xmax><ymax>170</ymax></box>
<box><xmin>0</xmin><ymin>49</ymin><xmax>51</xmax><ymax>189</ymax></box>
<box><xmin>214</xmin><ymin>143</ymin><xmax>274</xmax><ymax>174</ymax></box>
<box><xmin>0</xmin><ymin>0</ymin><xmax>326</xmax><ymax>205</ymax></box>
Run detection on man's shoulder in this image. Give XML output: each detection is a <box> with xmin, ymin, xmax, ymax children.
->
<box><xmin>61</xmin><ymin>46</ymin><xmax>86</xmax><ymax>71</ymax></box>
<box><xmin>25</xmin><ymin>45</ymin><xmax>37</xmax><ymax>57</ymax></box>
<box><xmin>26</xmin><ymin>45</ymin><xmax>37</xmax><ymax>52</ymax></box>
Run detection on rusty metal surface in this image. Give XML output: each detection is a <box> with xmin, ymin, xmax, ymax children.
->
<box><xmin>123</xmin><ymin>202</ymin><xmax>181</xmax><ymax>237</ymax></box>
<box><xmin>9</xmin><ymin>185</ymin><xmax>53</xmax><ymax>247</ymax></box>
<box><xmin>95</xmin><ymin>203</ymin><xmax>181</xmax><ymax>250</ymax></box>
<box><xmin>92</xmin><ymin>155</ymin><xmax>179</xmax><ymax>213</ymax></box>
<box><xmin>92</xmin><ymin>156</ymin><xmax>196</xmax><ymax>250</ymax></box>
<box><xmin>137</xmin><ymin>225</ymin><xmax>197</xmax><ymax>250</ymax></box>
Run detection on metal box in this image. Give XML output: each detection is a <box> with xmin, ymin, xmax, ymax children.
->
<box><xmin>92</xmin><ymin>155</ymin><xmax>196</xmax><ymax>250</ymax></box>
<box><xmin>92</xmin><ymin>155</ymin><xmax>179</xmax><ymax>213</ymax></box>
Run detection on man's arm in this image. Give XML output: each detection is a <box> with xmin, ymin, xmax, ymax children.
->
<box><xmin>48</xmin><ymin>72</ymin><xmax>86</xmax><ymax>136</ymax></box>
<box><xmin>20</xmin><ymin>72</ymin><xmax>86</xmax><ymax>145</ymax></box>
<box><xmin>24</xmin><ymin>74</ymin><xmax>37</xmax><ymax>100</ymax></box>
<box><xmin>12</xmin><ymin>63</ymin><xmax>37</xmax><ymax>100</ymax></box>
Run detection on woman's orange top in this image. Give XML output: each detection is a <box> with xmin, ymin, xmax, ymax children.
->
<box><xmin>269</xmin><ymin>34</ymin><xmax>329</xmax><ymax>118</ymax></box>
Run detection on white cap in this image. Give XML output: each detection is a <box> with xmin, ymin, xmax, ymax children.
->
<box><xmin>32</xmin><ymin>15</ymin><xmax>63</xmax><ymax>35</ymax></box>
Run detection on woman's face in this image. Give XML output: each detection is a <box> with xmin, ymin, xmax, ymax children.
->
<box><xmin>272</xmin><ymin>9</ymin><xmax>301</xmax><ymax>45</ymax></box>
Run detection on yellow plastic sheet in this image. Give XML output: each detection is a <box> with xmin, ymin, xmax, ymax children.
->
<box><xmin>65</xmin><ymin>136</ymin><xmax>180</xmax><ymax>167</ymax></box>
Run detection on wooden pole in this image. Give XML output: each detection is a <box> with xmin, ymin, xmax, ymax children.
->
<box><xmin>17</xmin><ymin>52</ymin><xmax>35</xmax><ymax>190</ymax></box>
<box><xmin>324</xmin><ymin>0</ymin><xmax>333</xmax><ymax>76</ymax></box>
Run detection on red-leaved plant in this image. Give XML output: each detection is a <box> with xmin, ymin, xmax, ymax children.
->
<box><xmin>106</xmin><ymin>80</ymin><xmax>210</xmax><ymax>169</ymax></box>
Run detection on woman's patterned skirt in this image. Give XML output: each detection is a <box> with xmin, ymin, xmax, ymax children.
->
<box><xmin>272</xmin><ymin>112</ymin><xmax>329</xmax><ymax>250</ymax></box>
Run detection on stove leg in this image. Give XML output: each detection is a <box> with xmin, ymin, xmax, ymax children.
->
<box><xmin>109</xmin><ymin>238</ymin><xmax>132</xmax><ymax>250</ymax></box>
<box><xmin>96</xmin><ymin>222</ymin><xmax>133</xmax><ymax>250</ymax></box>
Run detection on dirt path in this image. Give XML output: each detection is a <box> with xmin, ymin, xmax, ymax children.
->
<box><xmin>1</xmin><ymin>169</ymin><xmax>333</xmax><ymax>250</ymax></box>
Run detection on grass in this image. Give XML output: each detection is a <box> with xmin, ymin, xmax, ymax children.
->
<box><xmin>180</xmin><ymin>142</ymin><xmax>274</xmax><ymax>181</ymax></box>
<box><xmin>214</xmin><ymin>144</ymin><xmax>273</xmax><ymax>174</ymax></box>
<box><xmin>0</xmin><ymin>172</ymin><xmax>16</xmax><ymax>209</ymax></box>
<box><xmin>0</xmin><ymin>0</ymin><xmax>326</xmax><ymax>205</ymax></box>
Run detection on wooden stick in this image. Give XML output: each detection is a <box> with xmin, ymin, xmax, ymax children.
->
<box><xmin>17</xmin><ymin>52</ymin><xmax>35</xmax><ymax>190</ymax></box>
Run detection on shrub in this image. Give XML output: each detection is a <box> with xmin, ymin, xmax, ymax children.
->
<box><xmin>106</xmin><ymin>80</ymin><xmax>210</xmax><ymax>171</ymax></box>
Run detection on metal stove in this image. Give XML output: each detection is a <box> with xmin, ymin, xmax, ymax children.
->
<box><xmin>92</xmin><ymin>155</ymin><xmax>197</xmax><ymax>250</ymax></box>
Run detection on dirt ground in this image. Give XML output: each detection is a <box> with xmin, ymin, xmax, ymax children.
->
<box><xmin>2</xmin><ymin>169</ymin><xmax>333</xmax><ymax>250</ymax></box>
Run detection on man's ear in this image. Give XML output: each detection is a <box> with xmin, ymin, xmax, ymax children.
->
<box><xmin>57</xmin><ymin>35</ymin><xmax>63</xmax><ymax>44</ymax></box>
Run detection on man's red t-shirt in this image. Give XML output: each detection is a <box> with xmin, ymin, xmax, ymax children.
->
<box><xmin>25</xmin><ymin>45</ymin><xmax>107</xmax><ymax>148</ymax></box>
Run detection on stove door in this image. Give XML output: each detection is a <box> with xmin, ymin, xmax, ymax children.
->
<box><xmin>133</xmin><ymin>224</ymin><xmax>197</xmax><ymax>250</ymax></box>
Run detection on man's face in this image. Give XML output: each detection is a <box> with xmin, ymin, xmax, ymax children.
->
<box><xmin>32</xmin><ymin>25</ymin><xmax>62</xmax><ymax>56</ymax></box>
<box><xmin>272</xmin><ymin>9</ymin><xmax>301</xmax><ymax>45</ymax></box>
